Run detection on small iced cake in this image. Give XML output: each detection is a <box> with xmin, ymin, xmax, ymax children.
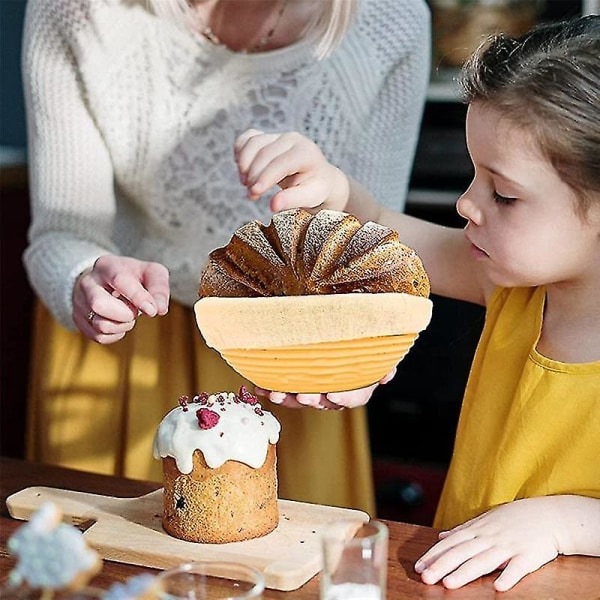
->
<box><xmin>153</xmin><ymin>386</ymin><xmax>281</xmax><ymax>543</ymax></box>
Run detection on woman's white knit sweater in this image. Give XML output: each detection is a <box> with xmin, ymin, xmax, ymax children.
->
<box><xmin>22</xmin><ymin>0</ymin><xmax>431</xmax><ymax>329</ymax></box>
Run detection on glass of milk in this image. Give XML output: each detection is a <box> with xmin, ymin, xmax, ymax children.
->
<box><xmin>320</xmin><ymin>520</ymin><xmax>388</xmax><ymax>600</ymax></box>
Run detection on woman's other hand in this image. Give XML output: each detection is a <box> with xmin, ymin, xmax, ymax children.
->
<box><xmin>234</xmin><ymin>128</ymin><xmax>350</xmax><ymax>213</ymax></box>
<box><xmin>73</xmin><ymin>255</ymin><xmax>170</xmax><ymax>343</ymax></box>
<box><xmin>255</xmin><ymin>367</ymin><xmax>396</xmax><ymax>410</ymax></box>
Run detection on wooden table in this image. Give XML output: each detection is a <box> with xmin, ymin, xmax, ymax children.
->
<box><xmin>1</xmin><ymin>457</ymin><xmax>599</xmax><ymax>599</ymax></box>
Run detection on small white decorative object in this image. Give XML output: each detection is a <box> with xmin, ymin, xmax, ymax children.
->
<box><xmin>7</xmin><ymin>502</ymin><xmax>102</xmax><ymax>596</ymax></box>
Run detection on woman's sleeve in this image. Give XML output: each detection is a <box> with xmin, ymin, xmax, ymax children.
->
<box><xmin>351</xmin><ymin>0</ymin><xmax>431</xmax><ymax>212</ymax></box>
<box><xmin>22</xmin><ymin>0</ymin><xmax>120</xmax><ymax>330</ymax></box>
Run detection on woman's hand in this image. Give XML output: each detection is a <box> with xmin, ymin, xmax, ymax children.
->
<box><xmin>415</xmin><ymin>497</ymin><xmax>568</xmax><ymax>592</ymax></box>
<box><xmin>72</xmin><ymin>255</ymin><xmax>170</xmax><ymax>344</ymax></box>
<box><xmin>255</xmin><ymin>368</ymin><xmax>396</xmax><ymax>410</ymax></box>
<box><xmin>234</xmin><ymin>129</ymin><xmax>350</xmax><ymax>213</ymax></box>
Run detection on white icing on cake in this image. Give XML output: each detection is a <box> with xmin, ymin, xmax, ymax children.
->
<box><xmin>153</xmin><ymin>389</ymin><xmax>281</xmax><ymax>473</ymax></box>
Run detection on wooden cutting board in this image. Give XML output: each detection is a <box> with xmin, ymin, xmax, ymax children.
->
<box><xmin>6</xmin><ymin>486</ymin><xmax>369</xmax><ymax>591</ymax></box>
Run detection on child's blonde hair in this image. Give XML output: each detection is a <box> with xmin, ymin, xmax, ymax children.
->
<box><xmin>148</xmin><ymin>0</ymin><xmax>358</xmax><ymax>59</ymax></box>
<box><xmin>461</xmin><ymin>15</ymin><xmax>600</xmax><ymax>215</ymax></box>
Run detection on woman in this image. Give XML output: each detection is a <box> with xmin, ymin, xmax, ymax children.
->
<box><xmin>22</xmin><ymin>0</ymin><xmax>431</xmax><ymax>514</ymax></box>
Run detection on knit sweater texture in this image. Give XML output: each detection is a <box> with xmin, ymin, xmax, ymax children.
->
<box><xmin>22</xmin><ymin>0</ymin><xmax>431</xmax><ymax>329</ymax></box>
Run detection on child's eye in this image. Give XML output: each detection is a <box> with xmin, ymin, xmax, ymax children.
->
<box><xmin>493</xmin><ymin>191</ymin><xmax>517</xmax><ymax>205</ymax></box>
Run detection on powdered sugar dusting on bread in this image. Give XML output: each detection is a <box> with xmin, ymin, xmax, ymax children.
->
<box><xmin>233</xmin><ymin>221</ymin><xmax>285</xmax><ymax>267</ymax></box>
<box><xmin>153</xmin><ymin>387</ymin><xmax>281</xmax><ymax>473</ymax></box>
<box><xmin>198</xmin><ymin>208</ymin><xmax>430</xmax><ymax>298</ymax></box>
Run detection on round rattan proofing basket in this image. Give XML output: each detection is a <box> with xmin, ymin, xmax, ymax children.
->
<box><xmin>194</xmin><ymin>293</ymin><xmax>433</xmax><ymax>393</ymax></box>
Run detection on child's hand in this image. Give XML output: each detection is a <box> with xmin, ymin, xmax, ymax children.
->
<box><xmin>255</xmin><ymin>368</ymin><xmax>396</xmax><ymax>410</ymax></box>
<box><xmin>234</xmin><ymin>129</ymin><xmax>350</xmax><ymax>213</ymax></box>
<box><xmin>415</xmin><ymin>497</ymin><xmax>566</xmax><ymax>592</ymax></box>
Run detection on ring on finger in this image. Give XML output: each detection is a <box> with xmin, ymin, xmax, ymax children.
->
<box><xmin>87</xmin><ymin>310</ymin><xmax>97</xmax><ymax>324</ymax></box>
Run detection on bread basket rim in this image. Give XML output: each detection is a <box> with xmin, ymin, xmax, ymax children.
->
<box><xmin>194</xmin><ymin>293</ymin><xmax>433</xmax><ymax>349</ymax></box>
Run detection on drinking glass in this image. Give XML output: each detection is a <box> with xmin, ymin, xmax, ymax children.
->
<box><xmin>156</xmin><ymin>561</ymin><xmax>264</xmax><ymax>600</ymax></box>
<box><xmin>320</xmin><ymin>520</ymin><xmax>388</xmax><ymax>600</ymax></box>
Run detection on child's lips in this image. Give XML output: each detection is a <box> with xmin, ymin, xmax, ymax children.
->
<box><xmin>470</xmin><ymin>244</ymin><xmax>489</xmax><ymax>259</ymax></box>
<box><xmin>465</xmin><ymin>233</ymin><xmax>489</xmax><ymax>258</ymax></box>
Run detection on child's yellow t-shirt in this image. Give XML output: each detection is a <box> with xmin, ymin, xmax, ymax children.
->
<box><xmin>434</xmin><ymin>286</ymin><xmax>600</xmax><ymax>530</ymax></box>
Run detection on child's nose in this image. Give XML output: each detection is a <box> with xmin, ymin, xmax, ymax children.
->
<box><xmin>456</xmin><ymin>190</ymin><xmax>482</xmax><ymax>225</ymax></box>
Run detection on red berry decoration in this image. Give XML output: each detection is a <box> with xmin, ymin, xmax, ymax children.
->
<box><xmin>196</xmin><ymin>407</ymin><xmax>220</xmax><ymax>430</ymax></box>
<box><xmin>239</xmin><ymin>385</ymin><xmax>258</xmax><ymax>405</ymax></box>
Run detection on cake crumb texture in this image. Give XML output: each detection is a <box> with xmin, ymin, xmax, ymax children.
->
<box><xmin>162</xmin><ymin>446</ymin><xmax>278</xmax><ymax>543</ymax></box>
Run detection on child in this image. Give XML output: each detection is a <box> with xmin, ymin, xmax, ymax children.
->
<box><xmin>234</xmin><ymin>16</ymin><xmax>600</xmax><ymax>592</ymax></box>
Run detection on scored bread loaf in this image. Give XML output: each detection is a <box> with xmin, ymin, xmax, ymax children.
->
<box><xmin>199</xmin><ymin>208</ymin><xmax>430</xmax><ymax>298</ymax></box>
